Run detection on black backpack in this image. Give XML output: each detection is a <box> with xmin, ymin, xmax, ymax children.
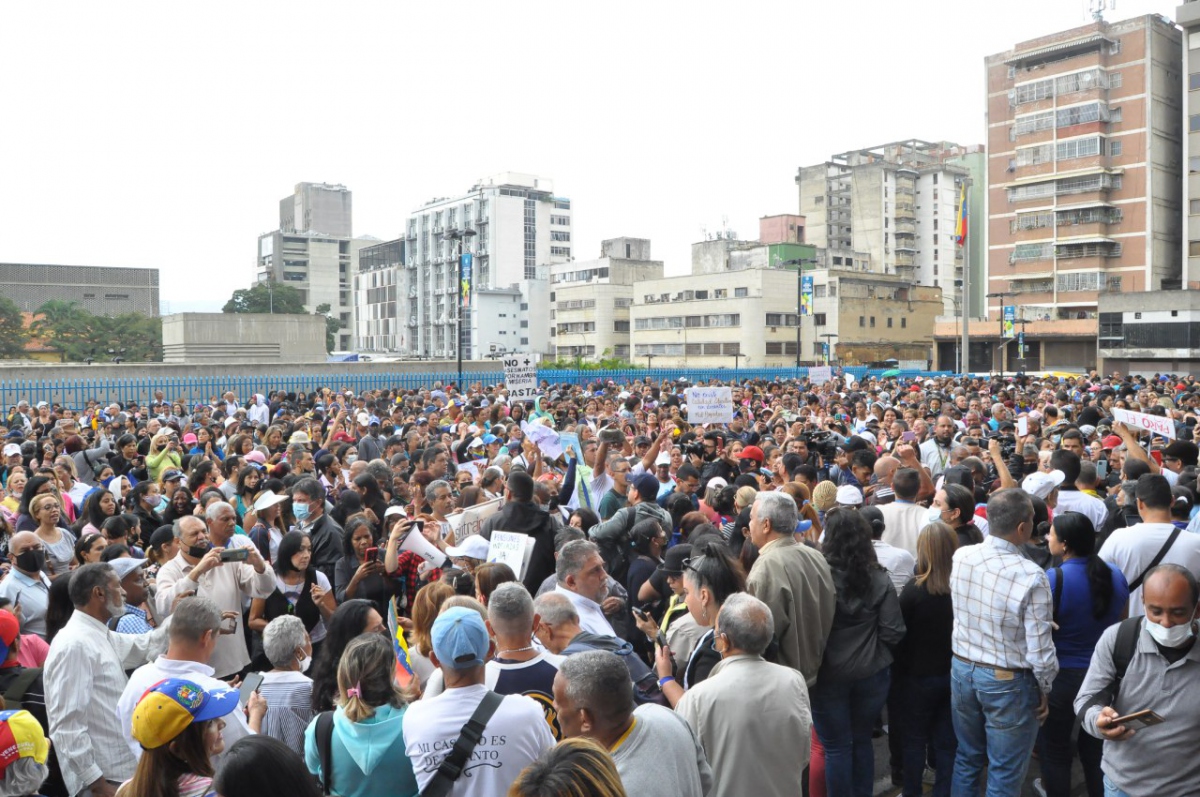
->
<box><xmin>1074</xmin><ymin>616</ymin><xmax>1141</xmax><ymax>728</ymax></box>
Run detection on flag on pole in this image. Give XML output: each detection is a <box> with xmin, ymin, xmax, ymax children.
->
<box><xmin>390</xmin><ymin>596</ymin><xmax>415</xmax><ymax>688</ymax></box>
<box><xmin>954</xmin><ymin>182</ymin><xmax>968</xmax><ymax>246</ymax></box>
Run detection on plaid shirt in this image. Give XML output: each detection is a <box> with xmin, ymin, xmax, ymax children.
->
<box><xmin>950</xmin><ymin>535</ymin><xmax>1058</xmax><ymax>694</ymax></box>
<box><xmin>388</xmin><ymin>550</ymin><xmax>441</xmax><ymax>609</ymax></box>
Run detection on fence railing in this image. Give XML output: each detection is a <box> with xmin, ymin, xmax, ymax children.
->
<box><xmin>0</xmin><ymin>368</ymin><xmax>952</xmax><ymax>408</ymax></box>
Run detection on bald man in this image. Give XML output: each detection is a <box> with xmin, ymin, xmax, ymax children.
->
<box><xmin>872</xmin><ymin>456</ymin><xmax>899</xmax><ymax>505</ymax></box>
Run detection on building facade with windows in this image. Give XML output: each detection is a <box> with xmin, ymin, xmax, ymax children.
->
<box><xmin>984</xmin><ymin>15</ymin><xmax>1182</xmax><ymax>372</ymax></box>
<box><xmin>0</xmin><ymin>263</ymin><xmax>159</xmax><ymax>317</ymax></box>
<box><xmin>353</xmin><ymin>238</ymin><xmax>405</xmax><ymax>353</ymax></box>
<box><xmin>552</xmin><ymin>238</ymin><xmax>664</xmax><ymax>361</ymax></box>
<box><xmin>1178</xmin><ymin>1</ymin><xmax>1200</xmax><ymax>287</ymax></box>
<box><xmin>399</xmin><ymin>173</ymin><xmax>569</xmax><ymax>359</ymax></box>
<box><xmin>256</xmin><ymin>182</ymin><xmax>376</xmax><ymax>352</ymax></box>
<box><xmin>1097</xmin><ymin>289</ymin><xmax>1200</xmax><ymax>374</ymax></box>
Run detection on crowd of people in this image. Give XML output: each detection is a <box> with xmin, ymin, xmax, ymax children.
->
<box><xmin>0</xmin><ymin>371</ymin><xmax>1195</xmax><ymax>796</ymax></box>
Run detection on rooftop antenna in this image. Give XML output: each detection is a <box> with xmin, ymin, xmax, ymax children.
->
<box><xmin>1088</xmin><ymin>0</ymin><xmax>1114</xmax><ymax>22</ymax></box>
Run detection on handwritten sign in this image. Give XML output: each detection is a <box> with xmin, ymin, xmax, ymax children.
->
<box><xmin>685</xmin><ymin>387</ymin><xmax>733</xmax><ymax>425</ymax></box>
<box><xmin>503</xmin><ymin>357</ymin><xmax>539</xmax><ymax>400</ymax></box>
<box><xmin>456</xmin><ymin>460</ymin><xmax>483</xmax><ymax>481</ymax></box>
<box><xmin>487</xmin><ymin>530</ymin><xmax>536</xmax><ymax>580</ymax></box>
<box><xmin>448</xmin><ymin>496</ymin><xmax>503</xmax><ymax>540</ymax></box>
<box><xmin>399</xmin><ymin>527</ymin><xmax>447</xmax><ymax>569</ymax></box>
<box><xmin>809</xmin><ymin>366</ymin><xmax>832</xmax><ymax>385</ymax></box>
<box><xmin>1113</xmin><ymin>408</ymin><xmax>1176</xmax><ymax>440</ymax></box>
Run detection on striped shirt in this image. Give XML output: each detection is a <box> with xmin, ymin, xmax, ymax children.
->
<box><xmin>258</xmin><ymin>671</ymin><xmax>314</xmax><ymax>751</ymax></box>
<box><xmin>950</xmin><ymin>535</ymin><xmax>1059</xmax><ymax>694</ymax></box>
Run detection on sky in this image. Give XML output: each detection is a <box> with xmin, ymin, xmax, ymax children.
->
<box><xmin>0</xmin><ymin>0</ymin><xmax>1177</xmax><ymax>313</ymax></box>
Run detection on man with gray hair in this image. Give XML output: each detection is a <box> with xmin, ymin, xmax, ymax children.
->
<box><xmin>425</xmin><ymin>479</ymin><xmax>456</xmax><ymax>543</ymax></box>
<box><xmin>553</xmin><ymin>540</ymin><xmax>614</xmax><ymax>637</ymax></box>
<box><xmin>677</xmin><ymin>593</ymin><xmax>811</xmax><ymax>797</ymax></box>
<box><xmin>746</xmin><ymin>491</ymin><xmax>835</xmax><ymax>685</ymax></box>
<box><xmin>117</xmin><ymin>596</ymin><xmax>256</xmax><ymax>760</ymax></box>
<box><xmin>554</xmin><ymin>650</ymin><xmax>712</xmax><ymax>797</ymax></box>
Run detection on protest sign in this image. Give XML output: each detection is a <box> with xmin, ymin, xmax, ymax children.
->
<box><xmin>560</xmin><ymin>431</ymin><xmax>583</xmax><ymax>463</ymax></box>
<box><xmin>457</xmin><ymin>460</ymin><xmax>484</xmax><ymax>480</ymax></box>
<box><xmin>685</xmin><ymin>387</ymin><xmax>733</xmax><ymax>425</ymax></box>
<box><xmin>809</xmin><ymin>366</ymin><xmax>832</xmax><ymax>385</ymax></box>
<box><xmin>1016</xmin><ymin>417</ymin><xmax>1028</xmax><ymax>437</ymax></box>
<box><xmin>399</xmin><ymin>526</ymin><xmax>447</xmax><ymax>569</ymax></box>
<box><xmin>448</xmin><ymin>496</ymin><xmax>503</xmax><ymax>539</ymax></box>
<box><xmin>487</xmin><ymin>531</ymin><xmax>536</xmax><ymax>580</ymax></box>
<box><xmin>522</xmin><ymin>420</ymin><xmax>564</xmax><ymax>460</ymax></box>
<box><xmin>503</xmin><ymin>356</ymin><xmax>539</xmax><ymax>400</ymax></box>
<box><xmin>1113</xmin><ymin>408</ymin><xmax>1176</xmax><ymax>440</ymax></box>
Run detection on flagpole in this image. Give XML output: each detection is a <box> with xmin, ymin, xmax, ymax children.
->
<box><xmin>959</xmin><ymin>181</ymin><xmax>970</xmax><ymax>376</ymax></box>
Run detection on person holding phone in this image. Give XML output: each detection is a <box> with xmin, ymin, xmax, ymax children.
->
<box><xmin>249</xmin><ymin>533</ymin><xmax>336</xmax><ymax>668</ymax></box>
<box><xmin>335</xmin><ymin>516</ymin><xmax>397</xmax><ymax>614</ymax></box>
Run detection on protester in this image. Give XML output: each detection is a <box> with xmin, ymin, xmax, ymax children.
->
<box><xmin>257</xmin><ymin>614</ymin><xmax>315</xmax><ymax>751</ymax></box>
<box><xmin>508</xmin><ymin>737</ymin><xmax>628</xmax><ymax>797</ymax></box>
<box><xmin>213</xmin><ymin>736</ymin><xmax>323</xmax><ymax>797</ymax></box>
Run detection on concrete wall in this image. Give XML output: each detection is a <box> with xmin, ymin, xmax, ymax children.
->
<box><xmin>161</xmin><ymin>313</ymin><xmax>327</xmax><ymax>363</ymax></box>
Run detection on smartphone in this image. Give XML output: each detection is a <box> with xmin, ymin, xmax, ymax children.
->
<box><xmin>219</xmin><ymin>547</ymin><xmax>250</xmax><ymax>562</ymax></box>
<box><xmin>1110</xmin><ymin>709</ymin><xmax>1164</xmax><ymax>729</ymax></box>
<box><xmin>631</xmin><ymin>607</ymin><xmax>650</xmax><ymax>622</ymax></box>
<box><xmin>902</xmin><ymin>431</ymin><xmax>916</xmax><ymax>443</ymax></box>
<box><xmin>1096</xmin><ymin>459</ymin><xmax>1109</xmax><ymax>479</ymax></box>
<box><xmin>239</xmin><ymin>672</ymin><xmax>264</xmax><ymax>706</ymax></box>
<box><xmin>655</xmin><ymin>630</ymin><xmax>669</xmax><ymax>649</ymax></box>
<box><xmin>364</xmin><ymin>546</ymin><xmax>379</xmax><ymax>563</ymax></box>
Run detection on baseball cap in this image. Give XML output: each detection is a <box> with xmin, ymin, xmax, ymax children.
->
<box><xmin>0</xmin><ymin>613</ymin><xmax>18</xmax><ymax>662</ymax></box>
<box><xmin>131</xmin><ymin>678</ymin><xmax>239</xmax><ymax>750</ymax></box>
<box><xmin>161</xmin><ymin>469</ymin><xmax>184</xmax><ymax>482</ymax></box>
<box><xmin>445</xmin><ymin>535</ymin><xmax>490</xmax><ymax>560</ymax></box>
<box><xmin>835</xmin><ymin>484</ymin><xmax>863</xmax><ymax>506</ymax></box>
<box><xmin>431</xmin><ymin>607</ymin><xmax>490</xmax><ymax>669</ymax></box>
<box><xmin>658</xmin><ymin>543</ymin><xmax>693</xmax><ymax>576</ymax></box>
<box><xmin>243</xmin><ymin>450</ymin><xmax>266</xmax><ymax>465</ymax></box>
<box><xmin>482</xmin><ymin>434</ymin><xmax>499</xmax><ymax>446</ymax></box>
<box><xmin>110</xmin><ymin>557</ymin><xmax>149</xmax><ymax>581</ymax></box>
<box><xmin>739</xmin><ymin>446</ymin><xmax>764</xmax><ymax>463</ymax></box>
<box><xmin>356</xmin><ymin>412</ymin><xmax>370</xmax><ymax>426</ymax></box>
<box><xmin>1101</xmin><ymin>434</ymin><xmax>1122</xmax><ymax>450</ymax></box>
<box><xmin>705</xmin><ymin>477</ymin><xmax>728</xmax><ymax>490</ymax></box>
<box><xmin>0</xmin><ymin>710</ymin><xmax>49</xmax><ymax>770</ymax></box>
<box><xmin>1022</xmin><ymin>470</ymin><xmax>1065</xmax><ymax>500</ymax></box>
<box><xmin>631</xmin><ymin>473</ymin><xmax>661</xmax><ymax>502</ymax></box>
<box><xmin>182</xmin><ymin>433</ymin><xmax>198</xmax><ymax>445</ymax></box>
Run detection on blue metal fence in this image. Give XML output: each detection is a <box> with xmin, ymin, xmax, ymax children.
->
<box><xmin>0</xmin><ymin>368</ymin><xmax>954</xmax><ymax>408</ymax></box>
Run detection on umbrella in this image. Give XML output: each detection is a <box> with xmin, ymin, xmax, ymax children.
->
<box><xmin>881</xmin><ymin>369</ymin><xmax>901</xmax><ymax>377</ymax></box>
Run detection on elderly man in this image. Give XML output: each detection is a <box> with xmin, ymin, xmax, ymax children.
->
<box><xmin>551</xmin><ymin>541</ymin><xmax>615</xmax><ymax>637</ymax></box>
<box><xmin>677</xmin><ymin>593</ymin><xmax>811</xmax><ymax>797</ymax></box>
<box><xmin>0</xmin><ymin>532</ymin><xmax>52</xmax><ymax>639</ymax></box>
<box><xmin>1075</xmin><ymin>565</ymin><xmax>1200</xmax><ymax>796</ymax></box>
<box><xmin>745</xmin><ymin>491</ymin><xmax>835</xmax><ymax>685</ymax></box>
<box><xmin>44</xmin><ymin>563</ymin><xmax>164</xmax><ymax>797</ymax></box>
<box><xmin>950</xmin><ymin>488</ymin><xmax>1057</xmax><ymax>796</ymax></box>
<box><xmin>154</xmin><ymin>515</ymin><xmax>276</xmax><ymax>678</ymax></box>
<box><xmin>290</xmin><ymin>478</ymin><xmax>343</xmax><ymax>584</ymax></box>
<box><xmin>554</xmin><ymin>650</ymin><xmax>712</xmax><ymax>797</ymax></box>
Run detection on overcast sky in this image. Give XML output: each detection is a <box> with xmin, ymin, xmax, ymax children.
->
<box><xmin>0</xmin><ymin>0</ymin><xmax>1175</xmax><ymax>312</ymax></box>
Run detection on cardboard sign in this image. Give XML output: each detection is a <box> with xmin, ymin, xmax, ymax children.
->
<box><xmin>1113</xmin><ymin>408</ymin><xmax>1176</xmax><ymax>440</ymax></box>
<box><xmin>809</xmin><ymin>366</ymin><xmax>832</xmax><ymax>385</ymax></box>
<box><xmin>487</xmin><ymin>530</ymin><xmax>536</xmax><ymax>580</ymax></box>
<box><xmin>399</xmin><ymin>527</ymin><xmax>448</xmax><ymax>569</ymax></box>
<box><xmin>522</xmin><ymin>420</ymin><xmax>564</xmax><ymax>460</ymax></box>
<box><xmin>685</xmin><ymin>387</ymin><xmax>733</xmax><ymax>425</ymax></box>
<box><xmin>1016</xmin><ymin>416</ymin><xmax>1028</xmax><ymax>437</ymax></box>
<box><xmin>503</xmin><ymin>356</ymin><xmax>539</xmax><ymax>400</ymax></box>
<box><xmin>447</xmin><ymin>496</ymin><xmax>503</xmax><ymax>539</ymax></box>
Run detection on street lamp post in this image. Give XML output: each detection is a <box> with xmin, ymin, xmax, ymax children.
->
<box><xmin>782</xmin><ymin>257</ymin><xmax>820</xmax><ymax>369</ymax></box>
<box><xmin>445</xmin><ymin>228</ymin><xmax>477</xmax><ymax>388</ymax></box>
<box><xmin>646</xmin><ymin>353</ymin><xmax>655</xmax><ymax>370</ymax></box>
<box><xmin>820</xmin><ymin>333</ymin><xmax>839</xmax><ymax>366</ymax></box>
<box><xmin>732</xmin><ymin>352</ymin><xmax>745</xmax><ymax>382</ymax></box>
<box><xmin>986</xmin><ymin>291</ymin><xmax>1014</xmax><ymax>374</ymax></box>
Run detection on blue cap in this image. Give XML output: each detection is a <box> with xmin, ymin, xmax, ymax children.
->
<box><xmin>482</xmin><ymin>434</ymin><xmax>499</xmax><ymax>445</ymax></box>
<box><xmin>431</xmin><ymin>606</ymin><xmax>490</xmax><ymax>669</ymax></box>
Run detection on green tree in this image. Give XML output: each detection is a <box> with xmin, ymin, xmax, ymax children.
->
<box><xmin>0</xmin><ymin>296</ymin><xmax>30</xmax><ymax>359</ymax></box>
<box><xmin>223</xmin><ymin>281</ymin><xmax>306</xmax><ymax>314</ymax></box>
<box><xmin>315</xmin><ymin>303</ymin><xmax>343</xmax><ymax>353</ymax></box>
<box><xmin>32</xmin><ymin>300</ymin><xmax>162</xmax><ymax>362</ymax></box>
<box><xmin>31</xmin><ymin>300</ymin><xmax>90</xmax><ymax>361</ymax></box>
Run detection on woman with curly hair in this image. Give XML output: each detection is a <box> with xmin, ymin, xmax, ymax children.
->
<box><xmin>808</xmin><ymin>508</ymin><xmax>906</xmax><ymax>797</ymax></box>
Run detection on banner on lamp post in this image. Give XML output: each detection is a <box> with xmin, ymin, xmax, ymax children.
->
<box><xmin>800</xmin><ymin>275</ymin><xmax>813</xmax><ymax>316</ymax></box>
<box><xmin>460</xmin><ymin>253</ymin><xmax>472</xmax><ymax>308</ymax></box>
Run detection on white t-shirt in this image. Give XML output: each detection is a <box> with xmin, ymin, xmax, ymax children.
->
<box><xmin>1054</xmin><ymin>489</ymin><xmax>1109</xmax><ymax>531</ymax></box>
<box><xmin>278</xmin><ymin>570</ymin><xmax>331</xmax><ymax>643</ymax></box>
<box><xmin>1099</xmin><ymin>521</ymin><xmax>1200</xmax><ymax>616</ymax></box>
<box><xmin>402</xmin><ymin>683</ymin><xmax>554</xmax><ymax>797</ymax></box>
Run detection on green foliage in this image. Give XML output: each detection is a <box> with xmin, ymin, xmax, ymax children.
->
<box><xmin>31</xmin><ymin>301</ymin><xmax>162</xmax><ymax>362</ymax></box>
<box><xmin>222</xmin><ymin>281</ymin><xmax>306</xmax><ymax>315</ymax></box>
<box><xmin>314</xmin><ymin>303</ymin><xmax>343</xmax><ymax>353</ymax></box>
<box><xmin>0</xmin><ymin>296</ymin><xmax>30</xmax><ymax>359</ymax></box>
<box><xmin>546</xmin><ymin>357</ymin><xmax>637</xmax><ymax>371</ymax></box>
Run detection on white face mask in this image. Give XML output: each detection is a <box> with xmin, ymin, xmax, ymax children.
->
<box><xmin>925</xmin><ymin>506</ymin><xmax>945</xmax><ymax>525</ymax></box>
<box><xmin>1144</xmin><ymin>616</ymin><xmax>1196</xmax><ymax>648</ymax></box>
<box><xmin>298</xmin><ymin>650</ymin><xmax>312</xmax><ymax>673</ymax></box>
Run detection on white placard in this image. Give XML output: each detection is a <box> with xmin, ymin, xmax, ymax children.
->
<box><xmin>456</xmin><ymin>460</ymin><xmax>483</xmax><ymax>481</ymax></box>
<box><xmin>448</xmin><ymin>496</ymin><xmax>504</xmax><ymax>539</ymax></box>
<box><xmin>522</xmin><ymin>420</ymin><xmax>564</xmax><ymax>460</ymax></box>
<box><xmin>1016</xmin><ymin>416</ymin><xmax>1028</xmax><ymax>437</ymax></box>
<box><xmin>503</xmin><ymin>356</ymin><xmax>539</xmax><ymax>400</ymax></box>
<box><xmin>487</xmin><ymin>530</ymin><xmax>536</xmax><ymax>580</ymax></box>
<box><xmin>1113</xmin><ymin>408</ymin><xmax>1176</xmax><ymax>440</ymax></box>
<box><xmin>809</xmin><ymin>366</ymin><xmax>832</xmax><ymax>385</ymax></box>
<box><xmin>685</xmin><ymin>387</ymin><xmax>733</xmax><ymax>425</ymax></box>
<box><xmin>399</xmin><ymin>526</ymin><xmax>448</xmax><ymax>568</ymax></box>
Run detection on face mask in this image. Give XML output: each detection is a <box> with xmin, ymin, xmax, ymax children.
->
<box><xmin>187</xmin><ymin>541</ymin><xmax>212</xmax><ymax>559</ymax></box>
<box><xmin>1144</xmin><ymin>616</ymin><xmax>1196</xmax><ymax>648</ymax></box>
<box><xmin>293</xmin><ymin>501</ymin><xmax>311</xmax><ymax>522</ymax></box>
<box><xmin>14</xmin><ymin>549</ymin><xmax>44</xmax><ymax>573</ymax></box>
<box><xmin>926</xmin><ymin>506</ymin><xmax>945</xmax><ymax>525</ymax></box>
<box><xmin>345</xmin><ymin>454</ymin><xmax>358</xmax><ymax>465</ymax></box>
<box><xmin>298</xmin><ymin>651</ymin><xmax>312</xmax><ymax>673</ymax></box>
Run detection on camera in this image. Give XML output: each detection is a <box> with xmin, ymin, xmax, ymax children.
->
<box><xmin>799</xmin><ymin>431</ymin><xmax>839</xmax><ymax>461</ymax></box>
<box><xmin>681</xmin><ymin>441</ymin><xmax>707</xmax><ymax>459</ymax></box>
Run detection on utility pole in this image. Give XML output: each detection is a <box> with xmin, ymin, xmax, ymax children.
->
<box><xmin>445</xmin><ymin>227</ymin><xmax>477</xmax><ymax>388</ymax></box>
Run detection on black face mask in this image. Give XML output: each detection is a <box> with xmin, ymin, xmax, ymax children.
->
<box><xmin>15</xmin><ymin>549</ymin><xmax>44</xmax><ymax>573</ymax></box>
<box><xmin>187</xmin><ymin>542</ymin><xmax>211</xmax><ymax>559</ymax></box>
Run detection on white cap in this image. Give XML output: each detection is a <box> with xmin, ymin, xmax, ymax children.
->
<box><xmin>356</xmin><ymin>412</ymin><xmax>370</xmax><ymax>426</ymax></box>
<box><xmin>836</xmin><ymin>484</ymin><xmax>864</xmax><ymax>506</ymax></box>
<box><xmin>384</xmin><ymin>505</ymin><xmax>407</xmax><ymax>519</ymax></box>
<box><xmin>1022</xmin><ymin>469</ymin><xmax>1065</xmax><ymax>500</ymax></box>
<box><xmin>445</xmin><ymin>535</ymin><xmax>491</xmax><ymax>560</ymax></box>
<box><xmin>110</xmin><ymin>557</ymin><xmax>149</xmax><ymax>581</ymax></box>
<box><xmin>2</xmin><ymin>444</ymin><xmax>20</xmax><ymax>457</ymax></box>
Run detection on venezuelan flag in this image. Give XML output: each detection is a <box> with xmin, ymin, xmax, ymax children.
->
<box><xmin>390</xmin><ymin>597</ymin><xmax>414</xmax><ymax>688</ymax></box>
<box><xmin>954</xmin><ymin>182</ymin><xmax>968</xmax><ymax>246</ymax></box>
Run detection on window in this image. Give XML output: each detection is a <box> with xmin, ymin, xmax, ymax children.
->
<box><xmin>901</xmin><ymin>318</ymin><xmax>907</xmax><ymax>329</ymax></box>
<box><xmin>521</xmin><ymin>337</ymin><xmax>529</xmax><ymax>345</ymax></box>
<box><xmin>859</xmin><ymin>316</ymin><xmax>865</xmax><ymax>327</ymax></box>
<box><xmin>520</xmin><ymin>303</ymin><xmax>528</xmax><ymax>310</ymax></box>
<box><xmin>870</xmin><ymin>316</ymin><xmax>876</xmax><ymax>327</ymax></box>
<box><xmin>1191</xmin><ymin>200</ymin><xmax>1200</xmax><ymax>215</ymax></box>
<box><xmin>814</xmin><ymin>313</ymin><xmax>827</xmax><ymax>326</ymax></box>
<box><xmin>734</xmin><ymin>287</ymin><xmax>748</xmax><ymax>298</ymax></box>
<box><xmin>887</xmin><ymin>317</ymin><xmax>893</xmax><ymax>328</ymax></box>
<box><xmin>1110</xmin><ymin>107</ymin><xmax>1122</xmax><ymax>123</ymax></box>
<box><xmin>1056</xmin><ymin>103</ymin><xmax>1107</xmax><ymax>127</ymax></box>
<box><xmin>1057</xmin><ymin>136</ymin><xmax>1102</xmax><ymax>160</ymax></box>
<box><xmin>550</xmin><ymin>215</ymin><xmax>570</xmax><ymax>225</ymax></box>
<box><xmin>828</xmin><ymin>282</ymin><xmax>837</xmax><ymax>297</ymax></box>
<box><xmin>551</xmin><ymin>246</ymin><xmax>571</xmax><ymax>256</ymax></box>
<box><xmin>1191</xmin><ymin>156</ymin><xmax>1200</xmax><ymax>175</ymax></box>
<box><xmin>1110</xmin><ymin>71</ymin><xmax>1122</xmax><ymax>88</ymax></box>
<box><xmin>520</xmin><ymin>320</ymin><xmax>528</xmax><ymax>328</ymax></box>
<box><xmin>551</xmin><ymin>231</ymin><xmax>571</xmax><ymax>242</ymax></box>
<box><xmin>1189</xmin><ymin>241</ymin><xmax>1200</xmax><ymax>257</ymax></box>
<box><xmin>1192</xmin><ymin>73</ymin><xmax>1200</xmax><ymax>92</ymax></box>
<box><xmin>1109</xmin><ymin>140</ymin><xmax>1122</xmax><ymax>156</ymax></box>
<box><xmin>614</xmin><ymin>320</ymin><xmax>629</xmax><ymax>332</ymax></box>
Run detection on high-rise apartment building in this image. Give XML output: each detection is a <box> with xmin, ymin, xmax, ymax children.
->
<box><xmin>985</xmin><ymin>15</ymin><xmax>1182</xmax><ymax>372</ymax></box>
<box><xmin>797</xmin><ymin>140</ymin><xmax>981</xmax><ymax>318</ymax></box>
<box><xmin>551</xmin><ymin>238</ymin><xmax>664</xmax><ymax>361</ymax></box>
<box><xmin>256</xmin><ymin>182</ymin><xmax>376</xmax><ymax>352</ymax></box>
<box><xmin>353</xmin><ymin>238</ymin><xmax>405</xmax><ymax>353</ymax></box>
<box><xmin>400</xmin><ymin>173</ymin><xmax>570</xmax><ymax>359</ymax></box>
<box><xmin>1178</xmin><ymin>2</ymin><xmax>1200</xmax><ymax>286</ymax></box>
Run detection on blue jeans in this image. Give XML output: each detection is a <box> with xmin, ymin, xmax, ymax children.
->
<box><xmin>950</xmin><ymin>657</ymin><xmax>1040</xmax><ymax>797</ymax></box>
<box><xmin>810</xmin><ymin>666</ymin><xmax>891</xmax><ymax>797</ymax></box>
<box><xmin>901</xmin><ymin>673</ymin><xmax>956</xmax><ymax>797</ymax></box>
<box><xmin>1036</xmin><ymin>667</ymin><xmax>1103</xmax><ymax>797</ymax></box>
<box><xmin>1103</xmin><ymin>774</ymin><xmax>1132</xmax><ymax>797</ymax></box>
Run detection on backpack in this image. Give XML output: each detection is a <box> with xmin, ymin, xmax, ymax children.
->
<box><xmin>2</xmin><ymin>667</ymin><xmax>41</xmax><ymax>712</ymax></box>
<box><xmin>1074</xmin><ymin>616</ymin><xmax>1141</xmax><ymax>728</ymax></box>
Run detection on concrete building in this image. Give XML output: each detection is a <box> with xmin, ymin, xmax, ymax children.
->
<box><xmin>1098</xmin><ymin>290</ymin><xmax>1200</xmax><ymax>374</ymax></box>
<box><xmin>796</xmin><ymin>140</ymin><xmax>979</xmax><ymax>317</ymax></box>
<box><xmin>401</xmin><ymin>172</ymin><xmax>569</xmax><ymax>359</ymax></box>
<box><xmin>1178</xmin><ymin>1</ymin><xmax>1200</xmax><ymax>286</ymax></box>
<box><xmin>983</xmin><ymin>14</ymin><xmax>1183</xmax><ymax>373</ymax></box>
<box><xmin>353</xmin><ymin>238</ymin><xmax>405</xmax><ymax>353</ymax></box>
<box><xmin>759</xmin><ymin>214</ymin><xmax>806</xmax><ymax>245</ymax></box>
<box><xmin>256</xmin><ymin>182</ymin><xmax>376</xmax><ymax>351</ymax></box>
<box><xmin>551</xmin><ymin>238</ymin><xmax>664</xmax><ymax>361</ymax></box>
<box><xmin>162</xmin><ymin>313</ymin><xmax>326</xmax><ymax>364</ymax></box>
<box><xmin>0</xmin><ymin>263</ymin><xmax>159</xmax><ymax>317</ymax></box>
